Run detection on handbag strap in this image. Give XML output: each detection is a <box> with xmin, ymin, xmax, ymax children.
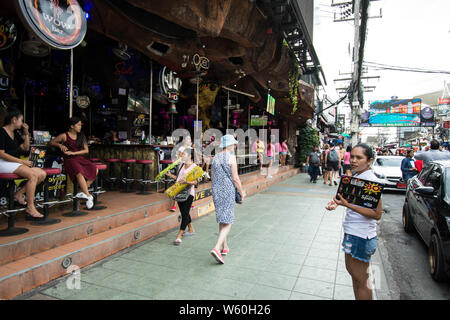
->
<box><xmin>219</xmin><ymin>153</ymin><xmax>235</xmax><ymax>186</ymax></box>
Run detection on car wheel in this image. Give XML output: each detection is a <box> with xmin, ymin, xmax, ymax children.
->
<box><xmin>428</xmin><ymin>233</ymin><xmax>448</xmax><ymax>282</ymax></box>
<box><xmin>402</xmin><ymin>202</ymin><xmax>414</xmax><ymax>233</ymax></box>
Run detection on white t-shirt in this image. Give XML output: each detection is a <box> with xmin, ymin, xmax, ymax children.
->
<box><xmin>342</xmin><ymin>170</ymin><xmax>383</xmax><ymax>239</ymax></box>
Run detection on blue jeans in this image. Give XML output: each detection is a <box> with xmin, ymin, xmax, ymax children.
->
<box><xmin>309</xmin><ymin>164</ymin><xmax>320</xmax><ymax>182</ymax></box>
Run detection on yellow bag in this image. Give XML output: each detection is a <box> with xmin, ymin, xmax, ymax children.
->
<box><xmin>165</xmin><ymin>165</ymin><xmax>204</xmax><ymax>199</ymax></box>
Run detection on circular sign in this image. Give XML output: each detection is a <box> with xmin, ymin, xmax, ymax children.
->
<box><xmin>0</xmin><ymin>17</ymin><xmax>17</xmax><ymax>51</ymax></box>
<box><xmin>421</xmin><ymin>107</ymin><xmax>434</xmax><ymax>120</ymax></box>
<box><xmin>15</xmin><ymin>0</ymin><xmax>87</xmax><ymax>50</ymax></box>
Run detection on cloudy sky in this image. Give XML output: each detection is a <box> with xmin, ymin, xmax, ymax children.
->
<box><xmin>313</xmin><ymin>0</ymin><xmax>450</xmax><ymax>104</ymax></box>
<box><xmin>312</xmin><ymin>0</ymin><xmax>450</xmax><ymax>139</ymax></box>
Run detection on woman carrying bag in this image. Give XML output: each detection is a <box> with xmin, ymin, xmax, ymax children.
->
<box><xmin>165</xmin><ymin>147</ymin><xmax>200</xmax><ymax>245</ymax></box>
<box><xmin>210</xmin><ymin>134</ymin><xmax>245</xmax><ymax>264</ymax></box>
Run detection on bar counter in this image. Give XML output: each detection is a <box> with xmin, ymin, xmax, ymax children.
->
<box><xmin>88</xmin><ymin>143</ymin><xmax>175</xmax><ymax>180</ymax></box>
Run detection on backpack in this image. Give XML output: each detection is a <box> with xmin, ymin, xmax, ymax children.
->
<box><xmin>328</xmin><ymin>149</ymin><xmax>339</xmax><ymax>163</ymax></box>
<box><xmin>310</xmin><ymin>152</ymin><xmax>320</xmax><ymax>165</ymax></box>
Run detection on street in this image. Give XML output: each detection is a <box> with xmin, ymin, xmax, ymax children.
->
<box><xmin>379</xmin><ymin>190</ymin><xmax>450</xmax><ymax>300</ymax></box>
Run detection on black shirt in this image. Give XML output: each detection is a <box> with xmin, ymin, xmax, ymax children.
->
<box><xmin>0</xmin><ymin>127</ymin><xmax>25</xmax><ymax>158</ymax></box>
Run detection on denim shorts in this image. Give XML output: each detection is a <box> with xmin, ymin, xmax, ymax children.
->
<box><xmin>341</xmin><ymin>233</ymin><xmax>378</xmax><ymax>263</ymax></box>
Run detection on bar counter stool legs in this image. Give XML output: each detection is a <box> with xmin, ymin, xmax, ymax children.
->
<box><xmin>0</xmin><ymin>174</ymin><xmax>28</xmax><ymax>236</ymax></box>
<box><xmin>105</xmin><ymin>159</ymin><xmax>120</xmax><ymax>191</ymax></box>
<box><xmin>29</xmin><ymin>168</ymin><xmax>62</xmax><ymax>226</ymax></box>
<box><xmin>121</xmin><ymin>159</ymin><xmax>136</xmax><ymax>193</ymax></box>
<box><xmin>87</xmin><ymin>163</ymin><xmax>107</xmax><ymax>210</ymax></box>
<box><xmin>136</xmin><ymin>160</ymin><xmax>153</xmax><ymax>195</ymax></box>
<box><xmin>62</xmin><ymin>181</ymin><xmax>88</xmax><ymax>217</ymax></box>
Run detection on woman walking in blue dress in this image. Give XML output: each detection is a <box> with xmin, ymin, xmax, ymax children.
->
<box><xmin>210</xmin><ymin>134</ymin><xmax>245</xmax><ymax>264</ymax></box>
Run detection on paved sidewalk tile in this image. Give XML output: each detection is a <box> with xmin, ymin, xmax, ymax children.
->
<box><xmin>28</xmin><ymin>173</ymin><xmax>391</xmax><ymax>300</ymax></box>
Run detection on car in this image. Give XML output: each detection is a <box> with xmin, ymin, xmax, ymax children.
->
<box><xmin>402</xmin><ymin>160</ymin><xmax>450</xmax><ymax>282</ymax></box>
<box><xmin>371</xmin><ymin>156</ymin><xmax>406</xmax><ymax>190</ymax></box>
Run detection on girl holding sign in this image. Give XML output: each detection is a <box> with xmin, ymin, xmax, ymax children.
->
<box><xmin>326</xmin><ymin>144</ymin><xmax>383</xmax><ymax>300</ymax></box>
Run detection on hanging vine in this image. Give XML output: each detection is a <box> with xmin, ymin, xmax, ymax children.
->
<box><xmin>284</xmin><ymin>39</ymin><xmax>300</xmax><ymax>114</ymax></box>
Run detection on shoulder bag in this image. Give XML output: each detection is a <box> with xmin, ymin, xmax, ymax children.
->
<box><xmin>220</xmin><ymin>156</ymin><xmax>243</xmax><ymax>204</ymax></box>
<box><xmin>173</xmin><ymin>163</ymin><xmax>191</xmax><ymax>202</ymax></box>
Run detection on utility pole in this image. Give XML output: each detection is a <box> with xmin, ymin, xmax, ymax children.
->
<box><xmin>350</xmin><ymin>0</ymin><xmax>361</xmax><ymax>147</ymax></box>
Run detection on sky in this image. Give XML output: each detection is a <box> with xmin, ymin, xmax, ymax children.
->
<box><xmin>312</xmin><ymin>0</ymin><xmax>450</xmax><ymax>138</ymax></box>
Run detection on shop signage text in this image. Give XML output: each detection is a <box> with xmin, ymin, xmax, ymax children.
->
<box><xmin>159</xmin><ymin>66</ymin><xmax>182</xmax><ymax>103</ymax></box>
<box><xmin>15</xmin><ymin>0</ymin><xmax>87</xmax><ymax>49</ymax></box>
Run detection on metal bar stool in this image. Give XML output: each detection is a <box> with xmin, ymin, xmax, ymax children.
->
<box><xmin>104</xmin><ymin>158</ymin><xmax>120</xmax><ymax>190</ymax></box>
<box><xmin>0</xmin><ymin>173</ymin><xmax>28</xmax><ymax>236</ymax></box>
<box><xmin>159</xmin><ymin>159</ymin><xmax>175</xmax><ymax>192</ymax></box>
<box><xmin>62</xmin><ymin>176</ymin><xmax>88</xmax><ymax>217</ymax></box>
<box><xmin>136</xmin><ymin>160</ymin><xmax>153</xmax><ymax>195</ymax></box>
<box><xmin>87</xmin><ymin>163</ymin><xmax>107</xmax><ymax>210</ymax></box>
<box><xmin>29</xmin><ymin>168</ymin><xmax>62</xmax><ymax>226</ymax></box>
<box><xmin>89</xmin><ymin>158</ymin><xmax>103</xmax><ymax>187</ymax></box>
<box><xmin>121</xmin><ymin>159</ymin><xmax>136</xmax><ymax>193</ymax></box>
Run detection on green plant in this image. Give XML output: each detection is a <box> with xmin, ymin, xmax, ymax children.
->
<box><xmin>283</xmin><ymin>39</ymin><xmax>301</xmax><ymax>114</ymax></box>
<box><xmin>296</xmin><ymin>125</ymin><xmax>320</xmax><ymax>167</ymax></box>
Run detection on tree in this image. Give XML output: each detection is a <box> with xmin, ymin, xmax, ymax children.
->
<box><xmin>295</xmin><ymin>125</ymin><xmax>320</xmax><ymax>168</ymax></box>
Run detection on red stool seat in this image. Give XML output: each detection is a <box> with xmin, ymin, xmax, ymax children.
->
<box><xmin>137</xmin><ymin>160</ymin><xmax>153</xmax><ymax>164</ymax></box>
<box><xmin>160</xmin><ymin>160</ymin><xmax>174</xmax><ymax>164</ymax></box>
<box><xmin>0</xmin><ymin>173</ymin><xmax>20</xmax><ymax>179</ymax></box>
<box><xmin>43</xmin><ymin>168</ymin><xmax>61</xmax><ymax>175</ymax></box>
<box><xmin>90</xmin><ymin>158</ymin><xmax>101</xmax><ymax>162</ymax></box>
<box><xmin>96</xmin><ymin>164</ymin><xmax>107</xmax><ymax>170</ymax></box>
<box><xmin>105</xmin><ymin>159</ymin><xmax>120</xmax><ymax>162</ymax></box>
<box><xmin>121</xmin><ymin>159</ymin><xmax>136</xmax><ymax>163</ymax></box>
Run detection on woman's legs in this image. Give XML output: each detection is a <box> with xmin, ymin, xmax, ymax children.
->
<box><xmin>176</xmin><ymin>196</ymin><xmax>194</xmax><ymax>241</ymax></box>
<box><xmin>13</xmin><ymin>166</ymin><xmax>46</xmax><ymax>217</ymax></box>
<box><xmin>14</xmin><ymin>168</ymin><xmax>46</xmax><ymax>204</ymax></box>
<box><xmin>76</xmin><ymin>173</ymin><xmax>91</xmax><ymax>197</ymax></box>
<box><xmin>345</xmin><ymin>254</ymin><xmax>373</xmax><ymax>300</ymax></box>
<box><xmin>214</xmin><ymin>223</ymin><xmax>232</xmax><ymax>252</ymax></box>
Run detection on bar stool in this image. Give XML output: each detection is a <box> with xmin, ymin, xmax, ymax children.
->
<box><xmin>104</xmin><ymin>158</ymin><xmax>120</xmax><ymax>190</ymax></box>
<box><xmin>136</xmin><ymin>160</ymin><xmax>153</xmax><ymax>195</ymax></box>
<box><xmin>28</xmin><ymin>168</ymin><xmax>62</xmax><ymax>226</ymax></box>
<box><xmin>87</xmin><ymin>163</ymin><xmax>107</xmax><ymax>210</ymax></box>
<box><xmin>0</xmin><ymin>173</ymin><xmax>28</xmax><ymax>236</ymax></box>
<box><xmin>62</xmin><ymin>175</ymin><xmax>88</xmax><ymax>217</ymax></box>
<box><xmin>121</xmin><ymin>159</ymin><xmax>136</xmax><ymax>193</ymax></box>
<box><xmin>159</xmin><ymin>159</ymin><xmax>175</xmax><ymax>191</ymax></box>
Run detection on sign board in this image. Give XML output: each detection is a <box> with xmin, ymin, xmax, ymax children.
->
<box><xmin>336</xmin><ymin>175</ymin><xmax>384</xmax><ymax>209</ymax></box>
<box><xmin>0</xmin><ymin>17</ymin><xmax>17</xmax><ymax>50</ymax></box>
<box><xmin>159</xmin><ymin>66</ymin><xmax>182</xmax><ymax>103</ymax></box>
<box><xmin>194</xmin><ymin>188</ymin><xmax>212</xmax><ymax>201</ymax></box>
<box><xmin>266</xmin><ymin>93</ymin><xmax>275</xmax><ymax>115</ymax></box>
<box><xmin>438</xmin><ymin>98</ymin><xmax>450</xmax><ymax>117</ymax></box>
<box><xmin>361</xmin><ymin>99</ymin><xmax>422</xmax><ymax>127</ymax></box>
<box><xmin>15</xmin><ymin>0</ymin><xmax>87</xmax><ymax>49</ymax></box>
<box><xmin>250</xmin><ymin>115</ymin><xmax>268</xmax><ymax>126</ymax></box>
<box><xmin>420</xmin><ymin>106</ymin><xmax>435</xmax><ymax>127</ymax></box>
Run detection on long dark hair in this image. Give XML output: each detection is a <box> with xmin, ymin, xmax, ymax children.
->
<box><xmin>68</xmin><ymin>116</ymin><xmax>87</xmax><ymax>149</ymax></box>
<box><xmin>4</xmin><ymin>108</ymin><xmax>23</xmax><ymax>125</ymax></box>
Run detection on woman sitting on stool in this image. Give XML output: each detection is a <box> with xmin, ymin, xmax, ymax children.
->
<box><xmin>49</xmin><ymin>117</ymin><xmax>97</xmax><ymax>209</ymax></box>
<box><xmin>0</xmin><ymin>108</ymin><xmax>46</xmax><ymax>218</ymax></box>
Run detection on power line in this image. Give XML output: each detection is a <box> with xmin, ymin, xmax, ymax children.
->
<box><xmin>364</xmin><ymin>61</ymin><xmax>450</xmax><ymax>74</ymax></box>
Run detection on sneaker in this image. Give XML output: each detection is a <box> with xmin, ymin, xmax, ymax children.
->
<box><xmin>221</xmin><ymin>249</ymin><xmax>229</xmax><ymax>256</ymax></box>
<box><xmin>334</xmin><ymin>181</ymin><xmax>338</xmax><ymax>186</ymax></box>
<box><xmin>86</xmin><ymin>195</ymin><xmax>94</xmax><ymax>209</ymax></box>
<box><xmin>170</xmin><ymin>205</ymin><xmax>177</xmax><ymax>212</ymax></box>
<box><xmin>210</xmin><ymin>249</ymin><xmax>224</xmax><ymax>264</ymax></box>
<box><xmin>174</xmin><ymin>238</ymin><xmax>182</xmax><ymax>245</ymax></box>
<box><xmin>205</xmin><ymin>172</ymin><xmax>211</xmax><ymax>180</ymax></box>
<box><xmin>75</xmin><ymin>192</ymin><xmax>89</xmax><ymax>200</ymax></box>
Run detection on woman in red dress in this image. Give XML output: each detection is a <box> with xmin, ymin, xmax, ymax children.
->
<box><xmin>49</xmin><ymin>117</ymin><xmax>97</xmax><ymax>209</ymax></box>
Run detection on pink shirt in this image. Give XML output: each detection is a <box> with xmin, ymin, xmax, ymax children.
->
<box><xmin>343</xmin><ymin>152</ymin><xmax>351</xmax><ymax>165</ymax></box>
<box><xmin>176</xmin><ymin>163</ymin><xmax>197</xmax><ymax>197</ymax></box>
<box><xmin>267</xmin><ymin>144</ymin><xmax>275</xmax><ymax>157</ymax></box>
<box><xmin>281</xmin><ymin>142</ymin><xmax>288</xmax><ymax>152</ymax></box>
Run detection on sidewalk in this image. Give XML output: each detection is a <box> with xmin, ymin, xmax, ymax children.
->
<box><xmin>20</xmin><ymin>172</ymin><xmax>391</xmax><ymax>300</ymax></box>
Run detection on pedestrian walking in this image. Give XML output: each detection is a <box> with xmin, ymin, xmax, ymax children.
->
<box><xmin>277</xmin><ymin>138</ymin><xmax>289</xmax><ymax>167</ymax></box>
<box><xmin>165</xmin><ymin>147</ymin><xmax>200</xmax><ymax>245</ymax></box>
<box><xmin>325</xmin><ymin>143</ymin><xmax>340</xmax><ymax>186</ymax></box>
<box><xmin>306</xmin><ymin>145</ymin><xmax>321</xmax><ymax>183</ymax></box>
<box><xmin>414</xmin><ymin>139</ymin><xmax>450</xmax><ymax>166</ymax></box>
<box><xmin>325</xmin><ymin>144</ymin><xmax>383</xmax><ymax>300</ymax></box>
<box><xmin>401</xmin><ymin>149</ymin><xmax>418</xmax><ymax>183</ymax></box>
<box><xmin>266</xmin><ymin>136</ymin><xmax>275</xmax><ymax>178</ymax></box>
<box><xmin>210</xmin><ymin>134</ymin><xmax>245</xmax><ymax>264</ymax></box>
<box><xmin>343</xmin><ymin>145</ymin><xmax>352</xmax><ymax>176</ymax></box>
<box><xmin>321</xmin><ymin>144</ymin><xmax>329</xmax><ymax>185</ymax></box>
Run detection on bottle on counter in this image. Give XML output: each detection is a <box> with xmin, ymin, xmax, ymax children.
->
<box><xmin>141</xmin><ymin>131</ymin><xmax>146</xmax><ymax>144</ymax></box>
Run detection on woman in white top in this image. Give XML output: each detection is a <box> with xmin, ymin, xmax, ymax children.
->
<box><xmin>326</xmin><ymin>144</ymin><xmax>383</xmax><ymax>300</ymax></box>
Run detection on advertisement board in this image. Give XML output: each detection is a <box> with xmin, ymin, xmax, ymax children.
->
<box><xmin>337</xmin><ymin>176</ymin><xmax>384</xmax><ymax>209</ymax></box>
<box><xmin>438</xmin><ymin>98</ymin><xmax>450</xmax><ymax>117</ymax></box>
<box><xmin>361</xmin><ymin>99</ymin><xmax>422</xmax><ymax>127</ymax></box>
<box><xmin>266</xmin><ymin>94</ymin><xmax>275</xmax><ymax>115</ymax></box>
<box><xmin>250</xmin><ymin>115</ymin><xmax>268</xmax><ymax>126</ymax></box>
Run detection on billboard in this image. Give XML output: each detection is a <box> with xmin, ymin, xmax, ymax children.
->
<box><xmin>438</xmin><ymin>98</ymin><xmax>450</xmax><ymax>117</ymax></box>
<box><xmin>266</xmin><ymin>94</ymin><xmax>275</xmax><ymax>115</ymax></box>
<box><xmin>360</xmin><ymin>99</ymin><xmax>422</xmax><ymax>127</ymax></box>
<box><xmin>250</xmin><ymin>115</ymin><xmax>268</xmax><ymax>126</ymax></box>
